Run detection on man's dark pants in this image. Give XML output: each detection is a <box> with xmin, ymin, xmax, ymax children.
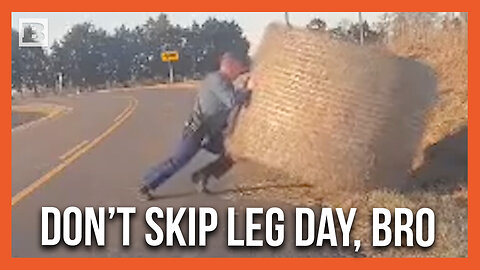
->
<box><xmin>143</xmin><ymin>125</ymin><xmax>234</xmax><ymax>190</ymax></box>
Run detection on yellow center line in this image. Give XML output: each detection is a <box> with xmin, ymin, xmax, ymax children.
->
<box><xmin>59</xmin><ymin>140</ymin><xmax>89</xmax><ymax>160</ymax></box>
<box><xmin>11</xmin><ymin>96</ymin><xmax>139</xmax><ymax>207</ymax></box>
<box><xmin>113</xmin><ymin>98</ymin><xmax>134</xmax><ymax>122</ymax></box>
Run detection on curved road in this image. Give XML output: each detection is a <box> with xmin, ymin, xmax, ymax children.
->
<box><xmin>11</xmin><ymin>87</ymin><xmax>342</xmax><ymax>258</ymax></box>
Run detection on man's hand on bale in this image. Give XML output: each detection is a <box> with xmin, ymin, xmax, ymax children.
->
<box><xmin>236</xmin><ymin>88</ymin><xmax>252</xmax><ymax>108</ymax></box>
<box><xmin>234</xmin><ymin>72</ymin><xmax>256</xmax><ymax>108</ymax></box>
<box><xmin>246</xmin><ymin>74</ymin><xmax>257</xmax><ymax>90</ymax></box>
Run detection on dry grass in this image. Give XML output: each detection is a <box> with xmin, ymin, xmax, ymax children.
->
<box><xmin>390</xmin><ymin>19</ymin><xmax>468</xmax><ymax>169</ymax></box>
<box><xmin>351</xmin><ymin>188</ymin><xmax>468</xmax><ymax>257</ymax></box>
<box><xmin>229</xmin><ymin>161</ymin><xmax>467</xmax><ymax>257</ymax></box>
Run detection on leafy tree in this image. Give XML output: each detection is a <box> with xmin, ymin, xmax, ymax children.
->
<box><xmin>197</xmin><ymin>18</ymin><xmax>249</xmax><ymax>72</ymax></box>
<box><xmin>12</xmin><ymin>29</ymin><xmax>22</xmax><ymax>91</ymax></box>
<box><xmin>347</xmin><ymin>21</ymin><xmax>383</xmax><ymax>44</ymax></box>
<box><xmin>328</xmin><ymin>19</ymin><xmax>383</xmax><ymax>45</ymax></box>
<box><xmin>51</xmin><ymin>23</ymin><xmax>114</xmax><ymax>88</ymax></box>
<box><xmin>307</xmin><ymin>18</ymin><xmax>327</xmax><ymax>31</ymax></box>
<box><xmin>13</xmin><ymin>13</ymin><xmax>251</xmax><ymax>90</ymax></box>
<box><xmin>172</xmin><ymin>22</ymin><xmax>202</xmax><ymax>78</ymax></box>
<box><xmin>11</xmin><ymin>27</ymin><xmax>50</xmax><ymax>94</ymax></box>
<box><xmin>110</xmin><ymin>25</ymin><xmax>138</xmax><ymax>83</ymax></box>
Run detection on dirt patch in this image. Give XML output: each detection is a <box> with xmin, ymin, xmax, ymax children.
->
<box><xmin>11</xmin><ymin>103</ymin><xmax>70</xmax><ymax>132</ymax></box>
<box><xmin>11</xmin><ymin>111</ymin><xmax>46</xmax><ymax>128</ymax></box>
<box><xmin>147</xmin><ymin>81</ymin><xmax>199</xmax><ymax>90</ymax></box>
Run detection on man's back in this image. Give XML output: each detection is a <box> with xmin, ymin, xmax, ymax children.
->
<box><xmin>193</xmin><ymin>71</ymin><xmax>236</xmax><ymax>134</ymax></box>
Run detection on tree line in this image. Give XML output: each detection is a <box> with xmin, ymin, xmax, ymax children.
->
<box><xmin>12</xmin><ymin>14</ymin><xmax>250</xmax><ymax>93</ymax></box>
<box><xmin>12</xmin><ymin>12</ymin><xmax>467</xmax><ymax>94</ymax></box>
<box><xmin>306</xmin><ymin>12</ymin><xmax>467</xmax><ymax>45</ymax></box>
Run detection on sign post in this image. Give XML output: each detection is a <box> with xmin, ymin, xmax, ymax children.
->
<box><xmin>168</xmin><ymin>62</ymin><xmax>174</xmax><ymax>84</ymax></box>
<box><xmin>56</xmin><ymin>72</ymin><xmax>63</xmax><ymax>94</ymax></box>
<box><xmin>161</xmin><ymin>51</ymin><xmax>179</xmax><ymax>84</ymax></box>
<box><xmin>358</xmin><ymin>12</ymin><xmax>364</xmax><ymax>46</ymax></box>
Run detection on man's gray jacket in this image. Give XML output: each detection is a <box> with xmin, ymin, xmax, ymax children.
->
<box><xmin>189</xmin><ymin>71</ymin><xmax>249</xmax><ymax>136</ymax></box>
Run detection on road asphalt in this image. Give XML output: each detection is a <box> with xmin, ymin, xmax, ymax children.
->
<box><xmin>11</xmin><ymin>87</ymin><xmax>343</xmax><ymax>258</ymax></box>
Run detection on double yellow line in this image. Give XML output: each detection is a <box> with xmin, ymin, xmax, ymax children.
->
<box><xmin>59</xmin><ymin>140</ymin><xmax>89</xmax><ymax>160</ymax></box>
<box><xmin>11</xmin><ymin>96</ymin><xmax>138</xmax><ymax>207</ymax></box>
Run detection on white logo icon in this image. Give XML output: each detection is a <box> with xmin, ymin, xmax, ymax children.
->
<box><xmin>19</xmin><ymin>18</ymin><xmax>49</xmax><ymax>47</ymax></box>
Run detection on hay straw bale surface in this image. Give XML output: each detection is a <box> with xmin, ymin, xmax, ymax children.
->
<box><xmin>228</xmin><ymin>24</ymin><xmax>437</xmax><ymax>194</ymax></box>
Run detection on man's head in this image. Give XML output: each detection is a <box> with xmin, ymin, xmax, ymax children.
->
<box><xmin>219</xmin><ymin>52</ymin><xmax>250</xmax><ymax>81</ymax></box>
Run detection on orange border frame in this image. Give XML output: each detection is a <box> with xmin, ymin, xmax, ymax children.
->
<box><xmin>3</xmin><ymin>3</ymin><xmax>475</xmax><ymax>269</ymax></box>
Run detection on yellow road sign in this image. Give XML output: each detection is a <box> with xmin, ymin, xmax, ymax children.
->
<box><xmin>161</xmin><ymin>51</ymin><xmax>179</xmax><ymax>62</ymax></box>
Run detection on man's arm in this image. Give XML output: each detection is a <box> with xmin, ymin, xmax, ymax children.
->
<box><xmin>234</xmin><ymin>88</ymin><xmax>252</xmax><ymax>108</ymax></box>
<box><xmin>212</xmin><ymin>80</ymin><xmax>251</xmax><ymax>109</ymax></box>
<box><xmin>223</xmin><ymin>76</ymin><xmax>254</xmax><ymax>136</ymax></box>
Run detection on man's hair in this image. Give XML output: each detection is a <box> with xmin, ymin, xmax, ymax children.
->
<box><xmin>222</xmin><ymin>51</ymin><xmax>250</xmax><ymax>67</ymax></box>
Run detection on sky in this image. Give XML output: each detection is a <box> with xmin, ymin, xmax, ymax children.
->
<box><xmin>11</xmin><ymin>12</ymin><xmax>386</xmax><ymax>53</ymax></box>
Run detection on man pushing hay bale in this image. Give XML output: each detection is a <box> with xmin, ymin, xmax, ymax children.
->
<box><xmin>228</xmin><ymin>23</ymin><xmax>437</xmax><ymax>197</ymax></box>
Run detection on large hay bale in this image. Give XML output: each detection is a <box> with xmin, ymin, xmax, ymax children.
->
<box><xmin>228</xmin><ymin>24</ymin><xmax>437</xmax><ymax>195</ymax></box>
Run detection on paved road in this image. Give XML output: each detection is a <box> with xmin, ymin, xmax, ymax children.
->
<box><xmin>11</xmin><ymin>87</ymin><xmax>342</xmax><ymax>258</ymax></box>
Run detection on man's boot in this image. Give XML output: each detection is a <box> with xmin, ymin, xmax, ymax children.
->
<box><xmin>191</xmin><ymin>170</ymin><xmax>210</xmax><ymax>193</ymax></box>
<box><xmin>137</xmin><ymin>185</ymin><xmax>154</xmax><ymax>201</ymax></box>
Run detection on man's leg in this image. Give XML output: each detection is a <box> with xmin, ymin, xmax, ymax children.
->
<box><xmin>195</xmin><ymin>153</ymin><xmax>235</xmax><ymax>180</ymax></box>
<box><xmin>142</xmin><ymin>130</ymin><xmax>203</xmax><ymax>192</ymax></box>
<box><xmin>192</xmin><ymin>134</ymin><xmax>235</xmax><ymax>193</ymax></box>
